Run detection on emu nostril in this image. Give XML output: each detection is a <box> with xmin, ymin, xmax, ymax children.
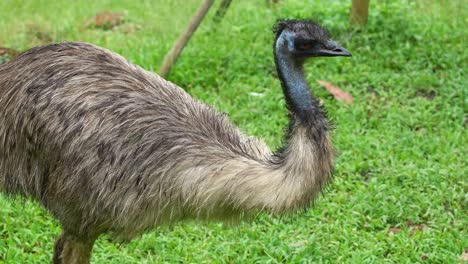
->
<box><xmin>334</xmin><ymin>48</ymin><xmax>344</xmax><ymax>52</ymax></box>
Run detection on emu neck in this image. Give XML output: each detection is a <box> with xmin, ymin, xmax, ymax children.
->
<box><xmin>275</xmin><ymin>55</ymin><xmax>312</xmax><ymax>119</ymax></box>
<box><xmin>274</xmin><ymin>41</ymin><xmax>326</xmax><ymax>127</ymax></box>
<box><xmin>273</xmin><ymin>33</ymin><xmax>331</xmax><ymax>164</ymax></box>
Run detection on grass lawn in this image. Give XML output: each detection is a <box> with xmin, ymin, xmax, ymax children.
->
<box><xmin>0</xmin><ymin>0</ymin><xmax>466</xmax><ymax>263</ymax></box>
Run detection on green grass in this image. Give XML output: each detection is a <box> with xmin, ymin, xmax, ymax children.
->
<box><xmin>0</xmin><ymin>0</ymin><xmax>466</xmax><ymax>263</ymax></box>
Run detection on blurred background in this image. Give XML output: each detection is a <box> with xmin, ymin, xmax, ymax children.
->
<box><xmin>0</xmin><ymin>0</ymin><xmax>466</xmax><ymax>263</ymax></box>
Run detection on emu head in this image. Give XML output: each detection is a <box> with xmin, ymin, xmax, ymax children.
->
<box><xmin>273</xmin><ymin>19</ymin><xmax>351</xmax><ymax>60</ymax></box>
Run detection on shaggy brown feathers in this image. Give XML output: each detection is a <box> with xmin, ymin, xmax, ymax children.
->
<box><xmin>0</xmin><ymin>19</ymin><xmax>342</xmax><ymax>263</ymax></box>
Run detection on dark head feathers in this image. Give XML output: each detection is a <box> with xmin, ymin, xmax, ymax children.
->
<box><xmin>273</xmin><ymin>19</ymin><xmax>330</xmax><ymax>42</ymax></box>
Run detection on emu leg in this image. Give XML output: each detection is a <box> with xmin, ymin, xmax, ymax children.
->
<box><xmin>53</xmin><ymin>232</ymin><xmax>96</xmax><ymax>264</ymax></box>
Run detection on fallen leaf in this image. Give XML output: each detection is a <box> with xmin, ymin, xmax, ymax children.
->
<box><xmin>0</xmin><ymin>47</ymin><xmax>20</xmax><ymax>57</ymax></box>
<box><xmin>388</xmin><ymin>227</ymin><xmax>401</xmax><ymax>234</ymax></box>
<box><xmin>83</xmin><ymin>11</ymin><xmax>125</xmax><ymax>30</ymax></box>
<box><xmin>421</xmin><ymin>254</ymin><xmax>428</xmax><ymax>260</ymax></box>
<box><xmin>0</xmin><ymin>47</ymin><xmax>21</xmax><ymax>64</ymax></box>
<box><xmin>409</xmin><ymin>224</ymin><xmax>429</xmax><ymax>235</ymax></box>
<box><xmin>317</xmin><ymin>80</ymin><xmax>354</xmax><ymax>104</ymax></box>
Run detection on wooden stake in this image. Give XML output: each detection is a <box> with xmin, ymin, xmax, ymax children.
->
<box><xmin>213</xmin><ymin>0</ymin><xmax>232</xmax><ymax>23</ymax></box>
<box><xmin>159</xmin><ymin>0</ymin><xmax>215</xmax><ymax>78</ymax></box>
<box><xmin>349</xmin><ymin>0</ymin><xmax>370</xmax><ymax>25</ymax></box>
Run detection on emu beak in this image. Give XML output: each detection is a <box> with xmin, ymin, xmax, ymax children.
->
<box><xmin>315</xmin><ymin>40</ymin><xmax>352</xmax><ymax>57</ymax></box>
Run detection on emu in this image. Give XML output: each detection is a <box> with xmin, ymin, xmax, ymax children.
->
<box><xmin>0</xmin><ymin>19</ymin><xmax>350</xmax><ymax>263</ymax></box>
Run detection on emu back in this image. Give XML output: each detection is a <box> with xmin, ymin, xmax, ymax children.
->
<box><xmin>0</xmin><ymin>42</ymin><xmax>266</xmax><ymax>239</ymax></box>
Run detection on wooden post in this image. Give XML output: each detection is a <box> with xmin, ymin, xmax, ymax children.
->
<box><xmin>159</xmin><ymin>0</ymin><xmax>215</xmax><ymax>78</ymax></box>
<box><xmin>213</xmin><ymin>0</ymin><xmax>232</xmax><ymax>23</ymax></box>
<box><xmin>349</xmin><ymin>0</ymin><xmax>370</xmax><ymax>25</ymax></box>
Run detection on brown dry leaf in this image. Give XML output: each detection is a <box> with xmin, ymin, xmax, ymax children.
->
<box><xmin>0</xmin><ymin>47</ymin><xmax>9</xmax><ymax>56</ymax></box>
<box><xmin>409</xmin><ymin>224</ymin><xmax>429</xmax><ymax>235</ymax></box>
<box><xmin>420</xmin><ymin>254</ymin><xmax>428</xmax><ymax>260</ymax></box>
<box><xmin>388</xmin><ymin>227</ymin><xmax>401</xmax><ymax>234</ymax></box>
<box><xmin>0</xmin><ymin>47</ymin><xmax>21</xmax><ymax>64</ymax></box>
<box><xmin>317</xmin><ymin>80</ymin><xmax>354</xmax><ymax>104</ymax></box>
<box><xmin>0</xmin><ymin>47</ymin><xmax>20</xmax><ymax>57</ymax></box>
<box><xmin>83</xmin><ymin>11</ymin><xmax>125</xmax><ymax>30</ymax></box>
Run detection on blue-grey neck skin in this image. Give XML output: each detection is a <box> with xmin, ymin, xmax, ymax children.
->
<box><xmin>274</xmin><ymin>30</ymin><xmax>324</xmax><ymax>124</ymax></box>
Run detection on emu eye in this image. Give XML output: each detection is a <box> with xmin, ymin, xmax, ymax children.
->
<box><xmin>297</xmin><ymin>42</ymin><xmax>313</xmax><ymax>51</ymax></box>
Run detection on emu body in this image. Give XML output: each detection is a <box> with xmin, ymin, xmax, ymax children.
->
<box><xmin>0</xmin><ymin>20</ymin><xmax>350</xmax><ymax>263</ymax></box>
